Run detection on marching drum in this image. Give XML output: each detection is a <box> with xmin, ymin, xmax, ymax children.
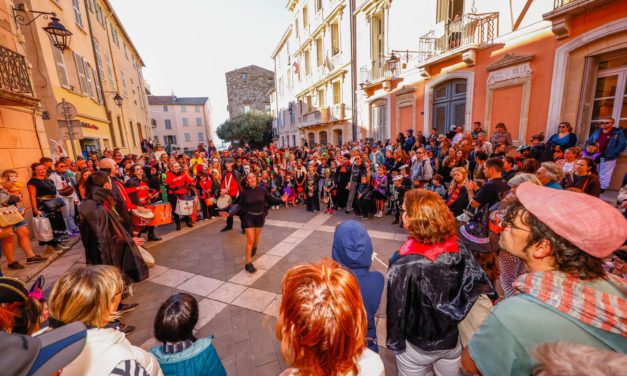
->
<box><xmin>146</xmin><ymin>203</ymin><xmax>172</xmax><ymax>226</ymax></box>
<box><xmin>131</xmin><ymin>203</ymin><xmax>172</xmax><ymax>228</ymax></box>
<box><xmin>175</xmin><ymin>196</ymin><xmax>195</xmax><ymax>216</ymax></box>
<box><xmin>216</xmin><ymin>195</ymin><xmax>232</xmax><ymax>210</ymax></box>
<box><xmin>131</xmin><ymin>207</ymin><xmax>155</xmax><ymax>229</ymax></box>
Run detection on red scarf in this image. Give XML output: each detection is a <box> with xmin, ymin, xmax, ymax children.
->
<box><xmin>447</xmin><ymin>184</ymin><xmax>461</xmax><ymax>206</ymax></box>
<box><xmin>113</xmin><ymin>179</ymin><xmax>136</xmax><ymax>210</ymax></box>
<box><xmin>400</xmin><ymin>236</ymin><xmax>459</xmax><ymax>261</ymax></box>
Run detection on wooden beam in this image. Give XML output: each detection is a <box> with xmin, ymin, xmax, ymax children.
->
<box><xmin>513</xmin><ymin>0</ymin><xmax>534</xmax><ymax>31</ymax></box>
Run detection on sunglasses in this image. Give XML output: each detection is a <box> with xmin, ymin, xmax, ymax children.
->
<box><xmin>558</xmin><ymin>125</ymin><xmax>566</xmax><ymax>128</ymax></box>
<box><xmin>601</xmin><ymin>121</ymin><xmax>613</xmax><ymax>125</ymax></box>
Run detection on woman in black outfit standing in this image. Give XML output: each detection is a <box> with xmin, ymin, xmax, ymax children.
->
<box><xmin>221</xmin><ymin>173</ymin><xmax>286</xmax><ymax>273</ymax></box>
<box><xmin>27</xmin><ymin>163</ymin><xmax>68</xmax><ymax>252</ymax></box>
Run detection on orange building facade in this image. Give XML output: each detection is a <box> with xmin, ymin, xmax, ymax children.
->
<box><xmin>353</xmin><ymin>0</ymin><xmax>627</xmax><ymax>189</ymax></box>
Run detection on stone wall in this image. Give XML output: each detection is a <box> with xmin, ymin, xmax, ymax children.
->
<box><xmin>225</xmin><ymin>66</ymin><xmax>274</xmax><ymax>119</ymax></box>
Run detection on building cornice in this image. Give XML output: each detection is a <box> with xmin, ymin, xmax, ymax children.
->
<box><xmin>286</xmin><ymin>0</ymin><xmax>299</xmax><ymax>11</ymax></box>
<box><xmin>102</xmin><ymin>0</ymin><xmax>146</xmax><ymax>67</ymax></box>
<box><xmin>271</xmin><ymin>25</ymin><xmax>293</xmax><ymax>59</ymax></box>
<box><xmin>354</xmin><ymin>0</ymin><xmax>390</xmax><ymax>17</ymax></box>
<box><xmin>296</xmin><ymin>63</ymin><xmax>350</xmax><ymax>98</ymax></box>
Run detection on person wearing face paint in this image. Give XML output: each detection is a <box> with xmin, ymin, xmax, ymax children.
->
<box><xmin>165</xmin><ymin>162</ymin><xmax>195</xmax><ymax>231</ymax></box>
<box><xmin>220</xmin><ymin>173</ymin><xmax>287</xmax><ymax>273</ymax></box>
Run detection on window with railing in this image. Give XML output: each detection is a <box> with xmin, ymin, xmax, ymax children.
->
<box><xmin>418</xmin><ymin>12</ymin><xmax>499</xmax><ymax>61</ymax></box>
<box><xmin>0</xmin><ymin>46</ymin><xmax>33</xmax><ymax>95</ymax></box>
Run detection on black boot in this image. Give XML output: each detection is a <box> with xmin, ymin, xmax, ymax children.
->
<box><xmin>175</xmin><ymin>221</ymin><xmax>181</xmax><ymax>231</ymax></box>
<box><xmin>220</xmin><ymin>225</ymin><xmax>232</xmax><ymax>232</ymax></box>
<box><xmin>186</xmin><ymin>219</ymin><xmax>194</xmax><ymax>228</ymax></box>
<box><xmin>148</xmin><ymin>229</ymin><xmax>161</xmax><ymax>241</ymax></box>
<box><xmin>245</xmin><ymin>263</ymin><xmax>257</xmax><ymax>273</ymax></box>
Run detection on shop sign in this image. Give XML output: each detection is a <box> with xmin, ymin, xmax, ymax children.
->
<box><xmin>81</xmin><ymin>122</ymin><xmax>99</xmax><ymax>130</ymax></box>
<box><xmin>487</xmin><ymin>63</ymin><xmax>532</xmax><ymax>85</ymax></box>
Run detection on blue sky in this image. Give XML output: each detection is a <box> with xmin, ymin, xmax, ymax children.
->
<box><xmin>110</xmin><ymin>0</ymin><xmax>291</xmax><ymax>130</ymax></box>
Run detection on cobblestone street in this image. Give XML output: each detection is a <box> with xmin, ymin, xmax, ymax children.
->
<box><xmin>27</xmin><ymin>207</ymin><xmax>408</xmax><ymax>375</ymax></box>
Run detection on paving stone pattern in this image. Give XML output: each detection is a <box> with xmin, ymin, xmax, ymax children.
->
<box><xmin>28</xmin><ymin>206</ymin><xmax>404</xmax><ymax>375</ymax></box>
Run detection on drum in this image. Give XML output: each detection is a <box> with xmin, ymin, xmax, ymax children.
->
<box><xmin>131</xmin><ymin>207</ymin><xmax>155</xmax><ymax>229</ymax></box>
<box><xmin>216</xmin><ymin>195</ymin><xmax>232</xmax><ymax>210</ymax></box>
<box><xmin>147</xmin><ymin>203</ymin><xmax>172</xmax><ymax>226</ymax></box>
<box><xmin>131</xmin><ymin>204</ymin><xmax>172</xmax><ymax>228</ymax></box>
<box><xmin>175</xmin><ymin>197</ymin><xmax>194</xmax><ymax>216</ymax></box>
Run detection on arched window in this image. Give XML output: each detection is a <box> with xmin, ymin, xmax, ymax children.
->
<box><xmin>432</xmin><ymin>79</ymin><xmax>467</xmax><ymax>134</ymax></box>
<box><xmin>319</xmin><ymin>131</ymin><xmax>328</xmax><ymax>145</ymax></box>
<box><xmin>307</xmin><ymin>132</ymin><xmax>316</xmax><ymax>146</ymax></box>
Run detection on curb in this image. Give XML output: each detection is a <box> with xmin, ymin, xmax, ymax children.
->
<box><xmin>15</xmin><ymin>217</ymin><xmax>223</xmax><ymax>282</ymax></box>
<box><xmin>16</xmin><ymin>237</ymin><xmax>81</xmax><ymax>283</ymax></box>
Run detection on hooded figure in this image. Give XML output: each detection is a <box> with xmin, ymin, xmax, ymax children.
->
<box><xmin>331</xmin><ymin>220</ymin><xmax>384</xmax><ymax>352</ymax></box>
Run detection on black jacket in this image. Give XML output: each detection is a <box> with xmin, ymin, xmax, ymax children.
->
<box><xmin>78</xmin><ymin>187</ymin><xmax>149</xmax><ymax>283</ymax></box>
<box><xmin>386</xmin><ymin>242</ymin><xmax>494</xmax><ymax>352</ymax></box>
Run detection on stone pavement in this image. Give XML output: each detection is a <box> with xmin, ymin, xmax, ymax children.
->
<box><xmin>21</xmin><ymin>207</ymin><xmax>404</xmax><ymax>375</ymax></box>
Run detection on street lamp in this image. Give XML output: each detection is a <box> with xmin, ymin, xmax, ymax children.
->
<box><xmin>386</xmin><ymin>53</ymin><xmax>400</xmax><ymax>75</ymax></box>
<box><xmin>13</xmin><ymin>4</ymin><xmax>72</xmax><ymax>52</ymax></box>
<box><xmin>43</xmin><ymin>17</ymin><xmax>72</xmax><ymax>52</ymax></box>
<box><xmin>104</xmin><ymin>91</ymin><xmax>124</xmax><ymax>107</ymax></box>
<box><xmin>113</xmin><ymin>93</ymin><xmax>123</xmax><ymax>107</ymax></box>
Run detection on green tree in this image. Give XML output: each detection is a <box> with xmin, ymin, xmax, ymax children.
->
<box><xmin>216</xmin><ymin>111</ymin><xmax>273</xmax><ymax>149</ymax></box>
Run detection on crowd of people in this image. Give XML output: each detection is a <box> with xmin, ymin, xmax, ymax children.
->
<box><xmin>0</xmin><ymin>117</ymin><xmax>626</xmax><ymax>375</ymax></box>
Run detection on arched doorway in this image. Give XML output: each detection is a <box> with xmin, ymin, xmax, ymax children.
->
<box><xmin>333</xmin><ymin>129</ymin><xmax>343</xmax><ymax>146</ymax></box>
<box><xmin>307</xmin><ymin>132</ymin><xmax>315</xmax><ymax>146</ymax></box>
<box><xmin>319</xmin><ymin>131</ymin><xmax>328</xmax><ymax>145</ymax></box>
<box><xmin>432</xmin><ymin>79</ymin><xmax>467</xmax><ymax>134</ymax></box>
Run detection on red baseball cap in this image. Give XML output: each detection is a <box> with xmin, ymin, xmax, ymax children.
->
<box><xmin>515</xmin><ymin>182</ymin><xmax>627</xmax><ymax>258</ymax></box>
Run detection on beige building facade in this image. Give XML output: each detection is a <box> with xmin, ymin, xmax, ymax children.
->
<box><xmin>274</xmin><ymin>0</ymin><xmax>354</xmax><ymax>147</ymax></box>
<box><xmin>148</xmin><ymin>96</ymin><xmax>213</xmax><ymax>154</ymax></box>
<box><xmin>17</xmin><ymin>0</ymin><xmax>149</xmax><ymax>158</ymax></box>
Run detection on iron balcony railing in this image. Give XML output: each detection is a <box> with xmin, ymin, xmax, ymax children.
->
<box><xmin>360</xmin><ymin>57</ymin><xmax>394</xmax><ymax>84</ymax></box>
<box><xmin>418</xmin><ymin>12</ymin><xmax>499</xmax><ymax>62</ymax></box>
<box><xmin>299</xmin><ymin>109</ymin><xmax>321</xmax><ymax>128</ymax></box>
<box><xmin>0</xmin><ymin>45</ymin><xmax>33</xmax><ymax>95</ymax></box>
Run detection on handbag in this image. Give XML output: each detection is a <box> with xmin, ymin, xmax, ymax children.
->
<box><xmin>0</xmin><ymin>226</ymin><xmax>14</xmax><ymax>240</ymax></box>
<box><xmin>0</xmin><ymin>205</ymin><xmax>24</xmax><ymax>227</ymax></box>
<box><xmin>58</xmin><ymin>185</ymin><xmax>75</xmax><ymax>197</ymax></box>
<box><xmin>42</xmin><ymin>197</ymin><xmax>65</xmax><ymax>211</ymax></box>
<box><xmin>458</xmin><ymin>294</ymin><xmax>493</xmax><ymax>347</ymax></box>
<box><xmin>33</xmin><ymin>216</ymin><xmax>53</xmax><ymax>242</ymax></box>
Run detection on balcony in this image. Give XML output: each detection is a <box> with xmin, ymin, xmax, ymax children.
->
<box><xmin>543</xmin><ymin>0</ymin><xmax>613</xmax><ymax>39</ymax></box>
<box><xmin>0</xmin><ymin>46</ymin><xmax>38</xmax><ymax>106</ymax></box>
<box><xmin>329</xmin><ymin>103</ymin><xmax>345</xmax><ymax>122</ymax></box>
<box><xmin>418</xmin><ymin>12</ymin><xmax>499</xmax><ymax>69</ymax></box>
<box><xmin>359</xmin><ymin>57</ymin><xmax>401</xmax><ymax>95</ymax></box>
<box><xmin>299</xmin><ymin>109</ymin><xmax>321</xmax><ymax>128</ymax></box>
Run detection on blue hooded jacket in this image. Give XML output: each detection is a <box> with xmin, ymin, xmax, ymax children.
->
<box><xmin>331</xmin><ymin>220</ymin><xmax>385</xmax><ymax>352</ymax></box>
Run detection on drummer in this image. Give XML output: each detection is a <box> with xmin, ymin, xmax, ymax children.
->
<box><xmin>166</xmin><ymin>161</ymin><xmax>195</xmax><ymax>231</ymax></box>
<box><xmin>219</xmin><ymin>160</ymin><xmax>242</xmax><ymax>233</ymax></box>
<box><xmin>125</xmin><ymin>164</ymin><xmax>161</xmax><ymax>242</ymax></box>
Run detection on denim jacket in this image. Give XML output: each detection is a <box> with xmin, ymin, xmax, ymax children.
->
<box><xmin>587</xmin><ymin>127</ymin><xmax>626</xmax><ymax>160</ymax></box>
